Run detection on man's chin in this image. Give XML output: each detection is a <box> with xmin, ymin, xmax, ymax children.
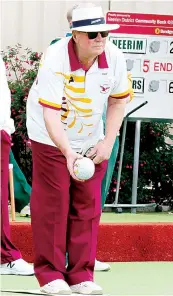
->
<box><xmin>93</xmin><ymin>47</ymin><xmax>104</xmax><ymax>56</ymax></box>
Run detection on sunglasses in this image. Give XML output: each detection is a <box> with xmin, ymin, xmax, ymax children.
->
<box><xmin>86</xmin><ymin>31</ymin><xmax>109</xmax><ymax>40</ymax></box>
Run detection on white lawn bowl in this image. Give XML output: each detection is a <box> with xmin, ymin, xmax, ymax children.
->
<box><xmin>74</xmin><ymin>157</ymin><xmax>95</xmax><ymax>180</ymax></box>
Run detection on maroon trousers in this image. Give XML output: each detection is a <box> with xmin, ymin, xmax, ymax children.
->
<box><xmin>1</xmin><ymin>130</ymin><xmax>21</xmax><ymax>263</ymax></box>
<box><xmin>30</xmin><ymin>140</ymin><xmax>107</xmax><ymax>286</ymax></box>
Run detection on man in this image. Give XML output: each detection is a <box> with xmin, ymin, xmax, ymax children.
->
<box><xmin>0</xmin><ymin>55</ymin><xmax>34</xmax><ymax>275</ymax></box>
<box><xmin>27</xmin><ymin>4</ymin><xmax>130</xmax><ymax>295</ymax></box>
<box><xmin>50</xmin><ymin>3</ymin><xmax>111</xmax><ymax>273</ymax></box>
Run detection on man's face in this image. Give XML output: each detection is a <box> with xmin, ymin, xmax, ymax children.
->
<box><xmin>73</xmin><ymin>31</ymin><xmax>107</xmax><ymax>57</ymax></box>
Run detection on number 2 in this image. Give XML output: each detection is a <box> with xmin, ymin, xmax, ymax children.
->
<box><xmin>170</xmin><ymin>42</ymin><xmax>173</xmax><ymax>54</ymax></box>
<box><xmin>143</xmin><ymin>60</ymin><xmax>150</xmax><ymax>72</ymax></box>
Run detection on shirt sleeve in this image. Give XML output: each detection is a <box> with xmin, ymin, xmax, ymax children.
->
<box><xmin>37</xmin><ymin>47</ymin><xmax>64</xmax><ymax>111</ymax></box>
<box><xmin>110</xmin><ymin>51</ymin><xmax>130</xmax><ymax>101</ymax></box>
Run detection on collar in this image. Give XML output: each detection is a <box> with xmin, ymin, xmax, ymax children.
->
<box><xmin>68</xmin><ymin>38</ymin><xmax>108</xmax><ymax>71</ymax></box>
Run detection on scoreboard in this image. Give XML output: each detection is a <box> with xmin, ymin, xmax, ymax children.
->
<box><xmin>106</xmin><ymin>12</ymin><xmax>173</xmax><ymax>120</ymax></box>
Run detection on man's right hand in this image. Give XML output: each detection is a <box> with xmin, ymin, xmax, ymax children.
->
<box><xmin>65</xmin><ymin>150</ymin><xmax>84</xmax><ymax>181</ymax></box>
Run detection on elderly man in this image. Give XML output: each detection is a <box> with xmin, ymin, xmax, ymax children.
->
<box><xmin>50</xmin><ymin>3</ymin><xmax>112</xmax><ymax>273</ymax></box>
<box><xmin>27</xmin><ymin>4</ymin><xmax>130</xmax><ymax>295</ymax></box>
<box><xmin>0</xmin><ymin>55</ymin><xmax>34</xmax><ymax>276</ymax></box>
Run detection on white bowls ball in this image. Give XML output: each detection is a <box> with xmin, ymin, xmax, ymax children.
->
<box><xmin>74</xmin><ymin>157</ymin><xmax>95</xmax><ymax>180</ymax></box>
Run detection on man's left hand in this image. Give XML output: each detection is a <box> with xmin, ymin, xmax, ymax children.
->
<box><xmin>86</xmin><ymin>140</ymin><xmax>112</xmax><ymax>164</ymax></box>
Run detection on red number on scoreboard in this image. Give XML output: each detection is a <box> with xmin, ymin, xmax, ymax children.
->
<box><xmin>143</xmin><ymin>60</ymin><xmax>150</xmax><ymax>73</ymax></box>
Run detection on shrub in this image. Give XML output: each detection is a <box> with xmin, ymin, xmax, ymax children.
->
<box><xmin>108</xmin><ymin>122</ymin><xmax>173</xmax><ymax>205</ymax></box>
<box><xmin>2</xmin><ymin>44</ymin><xmax>42</xmax><ymax>184</ymax></box>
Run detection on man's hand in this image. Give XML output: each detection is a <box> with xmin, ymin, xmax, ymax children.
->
<box><xmin>86</xmin><ymin>140</ymin><xmax>112</xmax><ymax>164</ymax></box>
<box><xmin>65</xmin><ymin>150</ymin><xmax>84</xmax><ymax>181</ymax></box>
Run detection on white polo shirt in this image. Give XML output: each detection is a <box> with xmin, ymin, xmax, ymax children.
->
<box><xmin>0</xmin><ymin>55</ymin><xmax>15</xmax><ymax>135</ymax></box>
<box><xmin>27</xmin><ymin>37</ymin><xmax>130</xmax><ymax>152</ymax></box>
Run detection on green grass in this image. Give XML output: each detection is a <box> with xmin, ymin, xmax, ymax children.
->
<box><xmin>100</xmin><ymin>212</ymin><xmax>173</xmax><ymax>223</ymax></box>
<box><xmin>1</xmin><ymin>262</ymin><xmax>173</xmax><ymax>295</ymax></box>
<box><xmin>11</xmin><ymin>212</ymin><xmax>173</xmax><ymax>224</ymax></box>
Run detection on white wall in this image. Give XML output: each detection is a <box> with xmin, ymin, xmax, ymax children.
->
<box><xmin>1</xmin><ymin>1</ymin><xmax>173</xmax><ymax>52</ymax></box>
<box><xmin>110</xmin><ymin>0</ymin><xmax>173</xmax><ymax>14</ymax></box>
<box><xmin>1</xmin><ymin>0</ymin><xmax>109</xmax><ymax>52</ymax></box>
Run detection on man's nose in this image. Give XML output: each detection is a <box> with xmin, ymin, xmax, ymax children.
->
<box><xmin>95</xmin><ymin>33</ymin><xmax>103</xmax><ymax>41</ymax></box>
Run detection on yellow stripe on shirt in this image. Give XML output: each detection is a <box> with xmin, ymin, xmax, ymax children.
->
<box><xmin>64</xmin><ymin>90</ymin><xmax>92</xmax><ymax>103</ymax></box>
<box><xmin>65</xmin><ymin>84</ymin><xmax>85</xmax><ymax>93</ymax></box>
<box><xmin>111</xmin><ymin>90</ymin><xmax>129</xmax><ymax>99</ymax></box>
<box><xmin>68</xmin><ymin>101</ymin><xmax>92</xmax><ymax>113</ymax></box>
<box><xmin>39</xmin><ymin>98</ymin><xmax>61</xmax><ymax>109</ymax></box>
<box><xmin>79</xmin><ymin>114</ymin><xmax>92</xmax><ymax>118</ymax></box>
<box><xmin>127</xmin><ymin>73</ymin><xmax>134</xmax><ymax>102</ymax></box>
<box><xmin>68</xmin><ymin>112</ymin><xmax>77</xmax><ymax>128</ymax></box>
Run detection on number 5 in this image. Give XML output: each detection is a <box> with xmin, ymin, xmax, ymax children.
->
<box><xmin>143</xmin><ymin>60</ymin><xmax>150</xmax><ymax>73</ymax></box>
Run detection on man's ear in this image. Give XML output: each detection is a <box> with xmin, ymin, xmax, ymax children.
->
<box><xmin>72</xmin><ymin>31</ymin><xmax>78</xmax><ymax>42</ymax></box>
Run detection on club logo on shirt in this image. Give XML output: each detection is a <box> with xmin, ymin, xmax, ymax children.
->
<box><xmin>69</xmin><ymin>76</ymin><xmax>74</xmax><ymax>83</ymax></box>
<box><xmin>100</xmin><ymin>84</ymin><xmax>110</xmax><ymax>94</ymax></box>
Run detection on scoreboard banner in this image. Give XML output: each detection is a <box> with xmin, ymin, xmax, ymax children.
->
<box><xmin>106</xmin><ymin>11</ymin><xmax>173</xmax><ymax>120</ymax></box>
<box><xmin>107</xmin><ymin>12</ymin><xmax>173</xmax><ymax>36</ymax></box>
